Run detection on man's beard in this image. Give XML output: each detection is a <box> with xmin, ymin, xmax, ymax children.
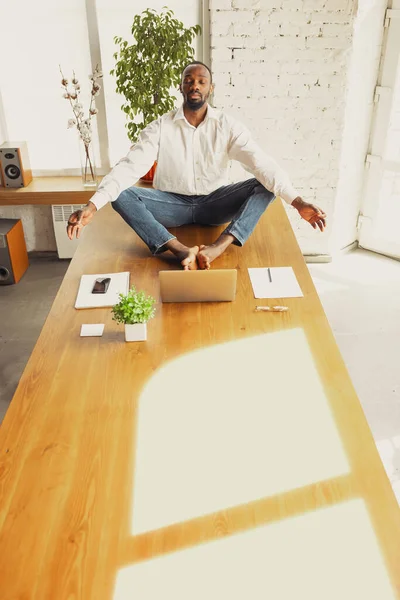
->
<box><xmin>186</xmin><ymin>95</ymin><xmax>207</xmax><ymax>111</ymax></box>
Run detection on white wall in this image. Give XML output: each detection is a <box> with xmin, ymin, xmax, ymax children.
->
<box><xmin>209</xmin><ymin>0</ymin><xmax>358</xmax><ymax>257</ymax></box>
<box><xmin>0</xmin><ymin>1</ymin><xmax>93</xmax><ymax>252</ymax></box>
<box><xmin>0</xmin><ymin>84</ymin><xmax>55</xmax><ymax>253</ymax></box>
<box><xmin>0</xmin><ymin>87</ymin><xmax>7</xmax><ymax>147</ymax></box>
<box><xmin>331</xmin><ymin>0</ymin><xmax>388</xmax><ymax>253</ymax></box>
<box><xmin>0</xmin><ymin>1</ymin><xmax>388</xmax><ymax>256</ymax></box>
<box><xmin>0</xmin><ymin>1</ymin><xmax>93</xmax><ymax>173</ymax></box>
<box><xmin>0</xmin><ymin>1</ymin><xmax>202</xmax><ymax>252</ymax></box>
<box><xmin>0</xmin><ymin>206</ymin><xmax>56</xmax><ymax>252</ymax></box>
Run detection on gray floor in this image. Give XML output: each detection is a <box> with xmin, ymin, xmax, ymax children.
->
<box><xmin>308</xmin><ymin>249</ymin><xmax>400</xmax><ymax>504</ymax></box>
<box><xmin>0</xmin><ymin>255</ymin><xmax>70</xmax><ymax>422</ymax></box>
<box><xmin>0</xmin><ymin>249</ymin><xmax>399</xmax><ymax>503</ymax></box>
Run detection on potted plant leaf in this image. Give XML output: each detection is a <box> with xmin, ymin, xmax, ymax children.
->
<box><xmin>110</xmin><ymin>7</ymin><xmax>201</xmax><ymax>181</ymax></box>
<box><xmin>111</xmin><ymin>285</ymin><xmax>156</xmax><ymax>342</ymax></box>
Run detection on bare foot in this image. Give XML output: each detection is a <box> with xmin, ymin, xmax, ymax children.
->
<box><xmin>176</xmin><ymin>245</ymin><xmax>199</xmax><ymax>270</ymax></box>
<box><xmin>197</xmin><ymin>244</ymin><xmax>225</xmax><ymax>270</ymax></box>
<box><xmin>164</xmin><ymin>239</ymin><xmax>200</xmax><ymax>270</ymax></box>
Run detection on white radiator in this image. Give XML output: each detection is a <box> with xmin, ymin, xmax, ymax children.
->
<box><xmin>51</xmin><ymin>204</ymin><xmax>86</xmax><ymax>259</ymax></box>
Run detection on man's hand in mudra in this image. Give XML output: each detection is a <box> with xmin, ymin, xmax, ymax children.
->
<box><xmin>66</xmin><ymin>201</ymin><xmax>97</xmax><ymax>240</ymax></box>
<box><xmin>291</xmin><ymin>197</ymin><xmax>326</xmax><ymax>232</ymax></box>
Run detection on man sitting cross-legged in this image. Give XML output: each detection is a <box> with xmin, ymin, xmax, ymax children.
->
<box><xmin>67</xmin><ymin>61</ymin><xmax>326</xmax><ymax>269</ymax></box>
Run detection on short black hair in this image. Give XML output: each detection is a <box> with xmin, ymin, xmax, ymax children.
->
<box><xmin>182</xmin><ymin>61</ymin><xmax>213</xmax><ymax>83</ymax></box>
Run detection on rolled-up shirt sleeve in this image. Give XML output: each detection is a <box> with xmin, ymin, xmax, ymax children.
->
<box><xmin>90</xmin><ymin>118</ymin><xmax>161</xmax><ymax>210</ymax></box>
<box><xmin>227</xmin><ymin>120</ymin><xmax>299</xmax><ymax>205</ymax></box>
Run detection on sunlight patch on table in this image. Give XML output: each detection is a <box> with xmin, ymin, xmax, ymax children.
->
<box><xmin>115</xmin><ymin>500</ymin><xmax>395</xmax><ymax>600</ymax></box>
<box><xmin>131</xmin><ymin>328</ymin><xmax>349</xmax><ymax>535</ymax></box>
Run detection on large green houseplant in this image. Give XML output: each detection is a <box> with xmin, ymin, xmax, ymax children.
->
<box><xmin>111</xmin><ymin>8</ymin><xmax>201</xmax><ymax>148</ymax></box>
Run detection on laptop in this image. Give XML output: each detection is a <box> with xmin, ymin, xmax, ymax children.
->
<box><xmin>159</xmin><ymin>269</ymin><xmax>237</xmax><ymax>303</ymax></box>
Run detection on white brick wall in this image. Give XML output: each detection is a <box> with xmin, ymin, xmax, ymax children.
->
<box><xmin>209</xmin><ymin>0</ymin><xmax>356</xmax><ymax>256</ymax></box>
<box><xmin>0</xmin><ymin>205</ymin><xmax>56</xmax><ymax>252</ymax></box>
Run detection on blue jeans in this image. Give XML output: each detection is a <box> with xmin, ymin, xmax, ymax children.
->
<box><xmin>112</xmin><ymin>178</ymin><xmax>275</xmax><ymax>254</ymax></box>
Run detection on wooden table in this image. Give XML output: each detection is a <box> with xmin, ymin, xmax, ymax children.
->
<box><xmin>0</xmin><ymin>200</ymin><xmax>399</xmax><ymax>599</ymax></box>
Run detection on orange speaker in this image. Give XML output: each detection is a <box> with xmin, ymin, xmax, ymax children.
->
<box><xmin>0</xmin><ymin>141</ymin><xmax>32</xmax><ymax>188</ymax></box>
<box><xmin>0</xmin><ymin>219</ymin><xmax>29</xmax><ymax>284</ymax></box>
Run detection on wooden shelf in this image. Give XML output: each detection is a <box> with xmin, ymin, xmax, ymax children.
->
<box><xmin>0</xmin><ymin>176</ymin><xmax>152</xmax><ymax>206</ymax></box>
<box><xmin>0</xmin><ymin>176</ymin><xmax>100</xmax><ymax>205</ymax></box>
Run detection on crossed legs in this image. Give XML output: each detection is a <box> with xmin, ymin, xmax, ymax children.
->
<box><xmin>112</xmin><ymin>179</ymin><xmax>275</xmax><ymax>269</ymax></box>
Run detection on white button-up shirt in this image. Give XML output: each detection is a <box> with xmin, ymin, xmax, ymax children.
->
<box><xmin>90</xmin><ymin>104</ymin><xmax>299</xmax><ymax>211</ymax></box>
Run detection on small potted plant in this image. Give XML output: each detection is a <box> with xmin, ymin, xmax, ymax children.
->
<box><xmin>111</xmin><ymin>285</ymin><xmax>156</xmax><ymax>342</ymax></box>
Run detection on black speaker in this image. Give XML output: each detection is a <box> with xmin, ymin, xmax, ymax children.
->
<box><xmin>0</xmin><ymin>142</ymin><xmax>32</xmax><ymax>188</ymax></box>
<box><xmin>0</xmin><ymin>219</ymin><xmax>29</xmax><ymax>284</ymax></box>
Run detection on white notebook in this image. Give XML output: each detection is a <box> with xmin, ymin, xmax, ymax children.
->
<box><xmin>75</xmin><ymin>272</ymin><xmax>130</xmax><ymax>309</ymax></box>
<box><xmin>248</xmin><ymin>267</ymin><xmax>303</xmax><ymax>299</ymax></box>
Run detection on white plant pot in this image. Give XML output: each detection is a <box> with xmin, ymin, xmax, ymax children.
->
<box><xmin>125</xmin><ymin>323</ymin><xmax>147</xmax><ymax>342</ymax></box>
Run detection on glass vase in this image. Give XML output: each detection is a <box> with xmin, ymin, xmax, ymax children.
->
<box><xmin>79</xmin><ymin>139</ymin><xmax>97</xmax><ymax>187</ymax></box>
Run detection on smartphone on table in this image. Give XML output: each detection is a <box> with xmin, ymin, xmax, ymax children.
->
<box><xmin>91</xmin><ymin>277</ymin><xmax>111</xmax><ymax>294</ymax></box>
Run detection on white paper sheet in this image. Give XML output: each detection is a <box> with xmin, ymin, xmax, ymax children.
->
<box><xmin>75</xmin><ymin>272</ymin><xmax>130</xmax><ymax>309</ymax></box>
<box><xmin>248</xmin><ymin>267</ymin><xmax>303</xmax><ymax>299</ymax></box>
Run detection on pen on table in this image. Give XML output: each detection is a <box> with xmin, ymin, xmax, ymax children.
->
<box><xmin>255</xmin><ymin>306</ymin><xmax>289</xmax><ymax>312</ymax></box>
<box><xmin>267</xmin><ymin>267</ymin><xmax>272</xmax><ymax>283</ymax></box>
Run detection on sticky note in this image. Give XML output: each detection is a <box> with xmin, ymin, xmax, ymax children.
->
<box><xmin>80</xmin><ymin>324</ymin><xmax>105</xmax><ymax>337</ymax></box>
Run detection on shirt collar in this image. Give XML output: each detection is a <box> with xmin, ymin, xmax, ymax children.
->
<box><xmin>173</xmin><ymin>103</ymin><xmax>219</xmax><ymax>123</ymax></box>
